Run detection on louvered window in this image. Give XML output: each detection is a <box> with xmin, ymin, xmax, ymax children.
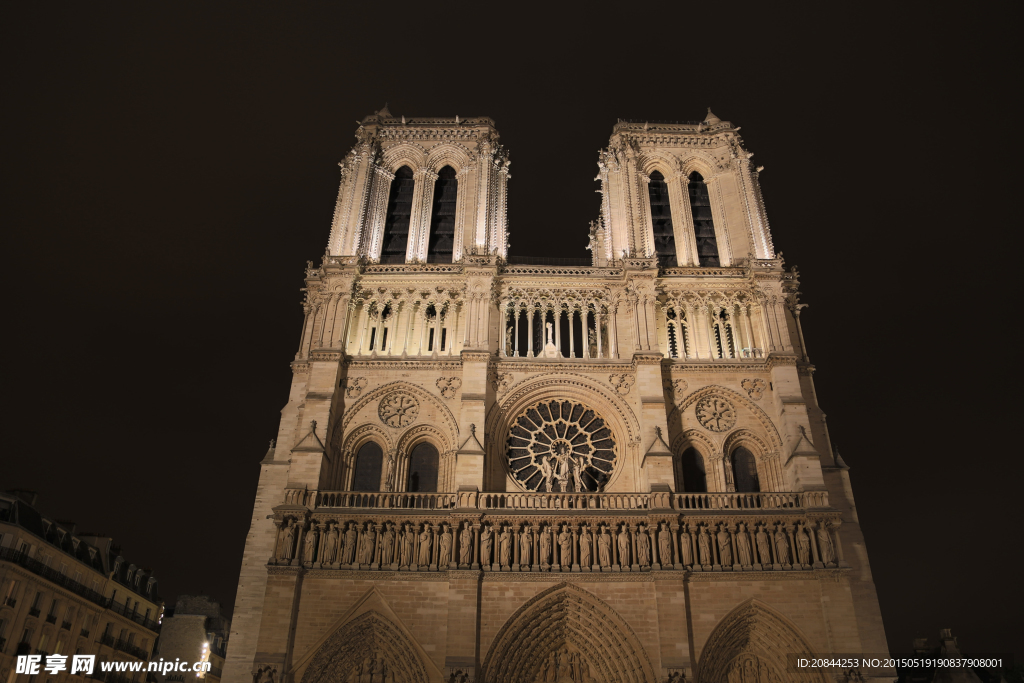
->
<box><xmin>731</xmin><ymin>447</ymin><xmax>760</xmax><ymax>492</ymax></box>
<box><xmin>688</xmin><ymin>172</ymin><xmax>720</xmax><ymax>267</ymax></box>
<box><xmin>352</xmin><ymin>442</ymin><xmax>383</xmax><ymax>491</ymax></box>
<box><xmin>648</xmin><ymin>171</ymin><xmax>676</xmax><ymax>267</ymax></box>
<box><xmin>407</xmin><ymin>443</ymin><xmax>439</xmax><ymax>492</ymax></box>
<box><xmin>427</xmin><ymin>166</ymin><xmax>458</xmax><ymax>263</ymax></box>
<box><xmin>380</xmin><ymin>166</ymin><xmax>414</xmax><ymax>263</ymax></box>
<box><xmin>678</xmin><ymin>447</ymin><xmax>707</xmax><ymax>492</ymax></box>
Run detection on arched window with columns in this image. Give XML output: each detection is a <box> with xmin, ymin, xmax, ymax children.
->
<box><xmin>647</xmin><ymin>171</ymin><xmax>677</xmax><ymax>267</ymax></box>
<box><xmin>427</xmin><ymin>166</ymin><xmax>458</xmax><ymax>263</ymax></box>
<box><xmin>407</xmin><ymin>442</ymin><xmax>439</xmax><ymax>492</ymax></box>
<box><xmin>380</xmin><ymin>166</ymin><xmax>414</xmax><ymax>263</ymax></box>
<box><xmin>676</xmin><ymin>447</ymin><xmax>707</xmax><ymax>492</ymax></box>
<box><xmin>731</xmin><ymin>447</ymin><xmax>760</xmax><ymax>492</ymax></box>
<box><xmin>688</xmin><ymin>172</ymin><xmax>720</xmax><ymax>267</ymax></box>
<box><xmin>351</xmin><ymin>442</ymin><xmax>383</xmax><ymax>491</ymax></box>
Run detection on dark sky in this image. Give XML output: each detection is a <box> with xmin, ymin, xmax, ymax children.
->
<box><xmin>3</xmin><ymin>3</ymin><xmax>1019</xmax><ymax>659</ymax></box>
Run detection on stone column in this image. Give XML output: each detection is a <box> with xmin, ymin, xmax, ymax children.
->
<box><xmin>711</xmin><ymin>525</ymin><xmax>721</xmax><ymax>571</ymax></box>
<box><xmin>527</xmin><ymin>307</ymin><xmax>535</xmax><ymax>357</ymax></box>
<box><xmin>830</xmin><ymin>521</ymin><xmax>850</xmax><ymax>568</ymax></box>
<box><xmin>609</xmin><ymin>304</ymin><xmax>619</xmax><ymax>358</ymax></box>
<box><xmin>809</xmin><ymin>521</ymin><xmax>824</xmax><ymax>569</ymax></box>
<box><xmin>629</xmin><ymin>524</ymin><xmax>639</xmax><ymax>571</ymax></box>
<box><xmin>320</xmin><ymin>294</ymin><xmax>339</xmax><ymax>349</ymax></box>
<box><xmin>555</xmin><ymin>308</ymin><xmax>562</xmax><ymax>356</ymax></box>
<box><xmin>650</xmin><ymin>525</ymin><xmax>660</xmax><ymax>570</ymax></box>
<box><xmin>611</xmin><ymin>524</ymin><xmax>620</xmax><ymax>572</ymax></box>
<box><xmin>292</xmin><ymin>523</ymin><xmax>306</xmax><ymax>567</ymax></box>
<box><xmin>533</xmin><ymin>524</ymin><xmax>541</xmax><ymax>572</ymax></box>
<box><xmin>295</xmin><ymin>305</ymin><xmax>312</xmax><ymax>359</ymax></box>
<box><xmin>269</xmin><ymin>519</ymin><xmax>284</xmax><ymax>564</ymax></box>
<box><xmin>785</xmin><ymin>524</ymin><xmax>797</xmax><ymax>570</ymax></box>
<box><xmin>568</xmin><ymin>309</ymin><xmax>576</xmax><ymax>358</ymax></box>
<box><xmin>513</xmin><ymin>305</ymin><xmax>520</xmax><ymax>357</ymax></box>
<box><xmin>513</xmin><ymin>526</ymin><xmax>521</xmax><ymax>572</ymax></box>
<box><xmin>472</xmin><ymin>524</ymin><xmax>481</xmax><ymax>570</ymax></box>
<box><xmin>355</xmin><ymin>303</ymin><xmax>370</xmax><ymax>355</ymax></box>
<box><xmin>371</xmin><ymin>523</ymin><xmax>382</xmax><ymax>570</ymax></box>
<box><xmin>595</xmin><ymin>310</ymin><xmax>603</xmax><ymax>358</ymax></box>
<box><xmin>334</xmin><ymin>297</ymin><xmax>353</xmax><ymax>349</ymax></box>
<box><xmin>729</xmin><ymin>524</ymin><xmax>740</xmax><ymax>571</ymax></box>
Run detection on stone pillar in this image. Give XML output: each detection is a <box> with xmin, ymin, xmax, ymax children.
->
<box><xmin>532</xmin><ymin>524</ymin><xmax>541</xmax><ymax>572</ymax></box>
<box><xmin>472</xmin><ymin>524</ymin><xmax>481</xmax><ymax>570</ymax></box>
<box><xmin>513</xmin><ymin>305</ymin><xmax>520</xmax><ymax>357</ymax></box>
<box><xmin>809</xmin><ymin>521</ymin><xmax>824</xmax><ymax>569</ymax></box>
<box><xmin>527</xmin><ymin>307</ymin><xmax>535</xmax><ymax>357</ymax></box>
<box><xmin>571</xmin><ymin>527</ymin><xmax>580</xmax><ymax>572</ymax></box>
<box><xmin>729</xmin><ymin>524</ymin><xmax>740</xmax><ymax>571</ymax></box>
<box><xmin>609</xmin><ymin>304</ymin><xmax>619</xmax><ymax>358</ymax></box>
<box><xmin>670</xmin><ymin>522</ymin><xmax>681</xmax><ymax>569</ymax></box>
<box><xmin>568</xmin><ymin>309</ymin><xmax>576</xmax><ymax>358</ymax></box>
<box><xmin>595</xmin><ymin>310</ymin><xmax>603</xmax><ymax>358</ymax></box>
<box><xmin>830</xmin><ymin>521</ymin><xmax>850</xmax><ymax>568</ymax></box>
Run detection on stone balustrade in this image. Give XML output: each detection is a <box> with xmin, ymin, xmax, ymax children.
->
<box><xmin>290</xmin><ymin>489</ymin><xmax>828</xmax><ymax>512</ymax></box>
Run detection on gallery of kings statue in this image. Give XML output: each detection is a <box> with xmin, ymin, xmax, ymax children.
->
<box><xmin>224</xmin><ymin>108</ymin><xmax>892</xmax><ymax>683</ymax></box>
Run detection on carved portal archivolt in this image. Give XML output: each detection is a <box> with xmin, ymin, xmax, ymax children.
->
<box><xmin>299</xmin><ymin>610</ymin><xmax>428</xmax><ymax>683</ymax></box>
<box><xmin>696</xmin><ymin>599</ymin><xmax>829</xmax><ymax>683</ymax></box>
<box><xmin>482</xmin><ymin>583</ymin><xmax>655</xmax><ymax>683</ymax></box>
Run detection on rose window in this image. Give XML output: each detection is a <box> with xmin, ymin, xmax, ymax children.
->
<box><xmin>695</xmin><ymin>396</ymin><xmax>736</xmax><ymax>432</ymax></box>
<box><xmin>378</xmin><ymin>393</ymin><xmax>419</xmax><ymax>428</ymax></box>
<box><xmin>506</xmin><ymin>400</ymin><xmax>616</xmax><ymax>492</ymax></box>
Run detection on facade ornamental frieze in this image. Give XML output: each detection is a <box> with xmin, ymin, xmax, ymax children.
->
<box><xmin>227</xmin><ymin>109</ymin><xmax>893</xmax><ymax>683</ymax></box>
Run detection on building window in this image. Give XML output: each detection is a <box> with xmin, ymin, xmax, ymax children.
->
<box><xmin>427</xmin><ymin>166</ymin><xmax>457</xmax><ymax>263</ymax></box>
<box><xmin>688</xmin><ymin>172</ymin><xmax>719</xmax><ymax>267</ymax></box>
<box><xmin>731</xmin><ymin>447</ymin><xmax>760</xmax><ymax>492</ymax></box>
<box><xmin>380</xmin><ymin>166</ymin><xmax>414</xmax><ymax>263</ymax></box>
<box><xmin>407</xmin><ymin>443</ymin><xmax>439</xmax><ymax>492</ymax></box>
<box><xmin>351</xmin><ymin>442</ymin><xmax>384</xmax><ymax>491</ymax></box>
<box><xmin>648</xmin><ymin>171</ymin><xmax>676</xmax><ymax>267</ymax></box>
<box><xmin>676</xmin><ymin>447</ymin><xmax>707</xmax><ymax>492</ymax></box>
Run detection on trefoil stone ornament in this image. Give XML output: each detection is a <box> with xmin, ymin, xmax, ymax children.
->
<box><xmin>436</xmin><ymin>376</ymin><xmax>462</xmax><ymax>399</ymax></box>
<box><xmin>344</xmin><ymin>377</ymin><xmax>368</xmax><ymax>399</ymax></box>
<box><xmin>378</xmin><ymin>393</ymin><xmax>419</xmax><ymax>428</ymax></box>
<box><xmin>695</xmin><ymin>396</ymin><xmax>737</xmax><ymax>432</ymax></box>
<box><xmin>608</xmin><ymin>373</ymin><xmax>635</xmax><ymax>395</ymax></box>
<box><xmin>741</xmin><ymin>378</ymin><xmax>767</xmax><ymax>400</ymax></box>
<box><xmin>664</xmin><ymin>379</ymin><xmax>688</xmax><ymax>402</ymax></box>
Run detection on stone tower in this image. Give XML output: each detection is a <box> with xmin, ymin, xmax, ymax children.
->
<box><xmin>224</xmin><ymin>108</ymin><xmax>891</xmax><ymax>683</ymax></box>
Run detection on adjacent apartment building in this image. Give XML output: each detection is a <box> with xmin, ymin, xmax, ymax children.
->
<box><xmin>0</xmin><ymin>491</ymin><xmax>163</xmax><ymax>683</ymax></box>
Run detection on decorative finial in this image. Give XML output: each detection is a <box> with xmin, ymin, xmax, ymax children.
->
<box><xmin>455</xmin><ymin>115</ymin><xmax>460</xmax><ymax>124</ymax></box>
<box><xmin>655</xmin><ymin>426</ymin><xmax>662</xmax><ymax>439</ymax></box>
<box><xmin>469</xmin><ymin>423</ymin><xmax>476</xmax><ymax>436</ymax></box>
<box><xmin>401</xmin><ymin>115</ymin><xmax>406</xmax><ymax>124</ymax></box>
<box><xmin>269</xmin><ymin>439</ymin><xmax>275</xmax><ymax>449</ymax></box>
<box><xmin>310</xmin><ymin>420</ymin><xmax>317</xmax><ymax>432</ymax></box>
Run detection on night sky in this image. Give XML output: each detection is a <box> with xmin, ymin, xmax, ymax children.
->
<box><xmin>4</xmin><ymin>3</ymin><xmax>1019</xmax><ymax>659</ymax></box>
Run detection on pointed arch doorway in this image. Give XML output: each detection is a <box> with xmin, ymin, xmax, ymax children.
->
<box><xmin>481</xmin><ymin>583</ymin><xmax>656</xmax><ymax>683</ymax></box>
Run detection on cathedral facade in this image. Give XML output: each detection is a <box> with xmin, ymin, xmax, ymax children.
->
<box><xmin>224</xmin><ymin>109</ymin><xmax>891</xmax><ymax>683</ymax></box>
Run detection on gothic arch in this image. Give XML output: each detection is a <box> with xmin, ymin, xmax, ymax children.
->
<box><xmin>485</xmin><ymin>373</ymin><xmax>642</xmax><ymax>492</ymax></box>
<box><xmin>678</xmin><ymin>151</ymin><xmax>725</xmax><ymax>178</ymax></box>
<box><xmin>328</xmin><ymin>423</ymin><xmax>394</xmax><ymax>490</ymax></box>
<box><xmin>382</xmin><ymin>144</ymin><xmax>428</xmax><ymax>173</ymax></box>
<box><xmin>395</xmin><ymin>423</ymin><xmax>455</xmax><ymax>492</ymax></box>
<box><xmin>674</xmin><ymin>385</ymin><xmax>783</xmax><ymax>451</ymax></box>
<box><xmin>636</xmin><ymin>152</ymin><xmax>678</xmax><ymax>178</ymax></box>
<box><xmin>723</xmin><ymin>429</ymin><xmax>783</xmax><ymax>493</ymax></box>
<box><xmin>696</xmin><ymin>599</ymin><xmax>828</xmax><ymax>683</ymax></box>
<box><xmin>425</xmin><ymin>144</ymin><xmax>471</xmax><ymax>173</ymax></box>
<box><xmin>298</xmin><ymin>610</ymin><xmax>431</xmax><ymax>683</ymax></box>
<box><xmin>481</xmin><ymin>583</ymin><xmax>656</xmax><ymax>683</ymax></box>
<box><xmin>340</xmin><ymin>381</ymin><xmax>460</xmax><ymax>445</ymax></box>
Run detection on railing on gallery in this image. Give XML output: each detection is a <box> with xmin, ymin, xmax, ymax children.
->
<box><xmin>310</xmin><ymin>490</ymin><xmax>828</xmax><ymax>511</ymax></box>
<box><xmin>315</xmin><ymin>491</ymin><xmax>458</xmax><ymax>510</ymax></box>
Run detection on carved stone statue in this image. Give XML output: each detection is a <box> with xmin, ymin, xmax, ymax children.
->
<box><xmin>598</xmin><ymin>528</ymin><xmax>611</xmax><ymax>567</ymax></box>
<box><xmin>540</xmin><ymin>526</ymin><xmax>552</xmax><ymax>566</ymax></box>
<box><xmin>680</xmin><ymin>528</ymin><xmax>694</xmax><ymax>566</ymax></box>
<box><xmin>698</xmin><ymin>527</ymin><xmax>711</xmax><ymax>566</ymax></box>
<box><xmin>756</xmin><ymin>525</ymin><xmax>771</xmax><ymax>565</ymax></box>
<box><xmin>459</xmin><ymin>525</ymin><xmax>473</xmax><ymax>565</ymax></box>
<box><xmin>505</xmin><ymin>325</ymin><xmax>514</xmax><ymax>354</ymax></box>
<box><xmin>636</xmin><ymin>525</ymin><xmax>650</xmax><ymax>567</ymax></box>
<box><xmin>796</xmin><ymin>525</ymin><xmax>811</xmax><ymax>566</ymax></box>
<box><xmin>539</xmin><ymin>455</ymin><xmax>554</xmax><ymax>493</ymax></box>
<box><xmin>303</xmin><ymin>524</ymin><xmax>318</xmax><ymax>563</ymax></box>
<box><xmin>520</xmin><ymin>527</ymin><xmax>533</xmax><ymax>565</ymax></box>
<box><xmin>360</xmin><ymin>525</ymin><xmax>376</xmax><ymax>564</ymax></box>
<box><xmin>381</xmin><ymin>523</ymin><xmax>395</xmax><ymax>565</ymax></box>
<box><xmin>343</xmin><ymin>523</ymin><xmax>358</xmax><ymax>565</ymax></box>
<box><xmin>417</xmin><ymin>526</ymin><xmax>431</xmax><ymax>567</ymax></box>
<box><xmin>557</xmin><ymin>525</ymin><xmax>572</xmax><ymax>567</ymax></box>
<box><xmin>658</xmin><ymin>523</ymin><xmax>672</xmax><ymax>567</ymax></box>
<box><xmin>571</xmin><ymin>455</ymin><xmax>585</xmax><ymax>492</ymax></box>
<box><xmin>817</xmin><ymin>525</ymin><xmax>835</xmax><ymax>565</ymax></box>
<box><xmin>616</xmin><ymin>525</ymin><xmax>630</xmax><ymax>566</ymax></box>
<box><xmin>717</xmin><ymin>526</ymin><xmax>733</xmax><ymax>566</ymax></box>
<box><xmin>439</xmin><ymin>524</ymin><xmax>452</xmax><ymax>566</ymax></box>
<box><xmin>322</xmin><ymin>523</ymin><xmax>339</xmax><ymax>564</ymax></box>
<box><xmin>499</xmin><ymin>526</ymin><xmax>512</xmax><ymax>566</ymax></box>
<box><xmin>774</xmin><ymin>528</ymin><xmax>790</xmax><ymax>565</ymax></box>
<box><xmin>281</xmin><ymin>520</ymin><xmax>296</xmax><ymax>560</ymax></box>
<box><xmin>736</xmin><ymin>524</ymin><xmax>752</xmax><ymax>567</ymax></box>
<box><xmin>401</xmin><ymin>524</ymin><xmax>414</xmax><ymax>567</ymax></box>
<box><xmin>481</xmin><ymin>525</ymin><xmax>493</xmax><ymax>566</ymax></box>
<box><xmin>579</xmin><ymin>528</ymin><xmax>591</xmax><ymax>567</ymax></box>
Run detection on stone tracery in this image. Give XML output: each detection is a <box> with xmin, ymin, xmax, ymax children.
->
<box><xmin>299</xmin><ymin>611</ymin><xmax>429</xmax><ymax>683</ymax></box>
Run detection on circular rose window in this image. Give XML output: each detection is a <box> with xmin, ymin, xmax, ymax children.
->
<box><xmin>506</xmin><ymin>400</ymin><xmax>616</xmax><ymax>492</ymax></box>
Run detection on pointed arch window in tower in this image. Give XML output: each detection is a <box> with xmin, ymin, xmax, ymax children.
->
<box><xmin>648</xmin><ymin>171</ymin><xmax>676</xmax><ymax>267</ymax></box>
<box><xmin>427</xmin><ymin>166</ymin><xmax>458</xmax><ymax>263</ymax></box>
<box><xmin>688</xmin><ymin>172</ymin><xmax>720</xmax><ymax>267</ymax></box>
<box><xmin>380</xmin><ymin>166</ymin><xmax>414</xmax><ymax>263</ymax></box>
<box><xmin>407</xmin><ymin>443</ymin><xmax>439</xmax><ymax>492</ymax></box>
<box><xmin>678</xmin><ymin>447</ymin><xmax>707</xmax><ymax>492</ymax></box>
<box><xmin>731</xmin><ymin>447</ymin><xmax>760</xmax><ymax>492</ymax></box>
<box><xmin>352</xmin><ymin>442</ymin><xmax>383</xmax><ymax>491</ymax></box>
